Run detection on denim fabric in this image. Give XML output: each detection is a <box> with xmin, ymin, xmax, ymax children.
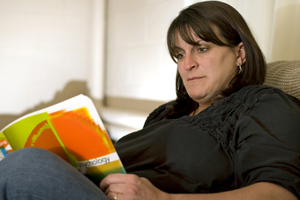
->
<box><xmin>0</xmin><ymin>148</ymin><xmax>109</xmax><ymax>200</ymax></box>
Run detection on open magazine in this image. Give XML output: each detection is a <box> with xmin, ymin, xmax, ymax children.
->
<box><xmin>0</xmin><ymin>94</ymin><xmax>126</xmax><ymax>182</ymax></box>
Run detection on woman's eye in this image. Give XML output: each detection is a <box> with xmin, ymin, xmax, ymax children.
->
<box><xmin>176</xmin><ymin>53</ymin><xmax>184</xmax><ymax>59</ymax></box>
<box><xmin>198</xmin><ymin>48</ymin><xmax>207</xmax><ymax>52</ymax></box>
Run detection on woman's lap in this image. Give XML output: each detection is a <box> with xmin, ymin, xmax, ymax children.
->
<box><xmin>0</xmin><ymin>147</ymin><xmax>108</xmax><ymax>200</ymax></box>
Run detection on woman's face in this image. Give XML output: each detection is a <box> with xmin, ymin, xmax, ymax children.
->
<box><xmin>175</xmin><ymin>32</ymin><xmax>244</xmax><ymax>107</ymax></box>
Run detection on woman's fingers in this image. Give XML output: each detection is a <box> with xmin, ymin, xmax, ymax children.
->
<box><xmin>100</xmin><ymin>173</ymin><xmax>141</xmax><ymax>191</ymax></box>
<box><xmin>100</xmin><ymin>174</ymin><xmax>169</xmax><ymax>200</ymax></box>
<box><xmin>106</xmin><ymin>192</ymin><xmax>120</xmax><ymax>200</ymax></box>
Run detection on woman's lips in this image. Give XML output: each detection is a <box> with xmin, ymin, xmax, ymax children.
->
<box><xmin>188</xmin><ymin>76</ymin><xmax>204</xmax><ymax>81</ymax></box>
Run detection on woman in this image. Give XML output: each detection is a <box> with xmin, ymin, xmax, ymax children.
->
<box><xmin>0</xmin><ymin>1</ymin><xmax>299</xmax><ymax>200</ymax></box>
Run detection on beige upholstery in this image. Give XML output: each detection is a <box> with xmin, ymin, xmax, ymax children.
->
<box><xmin>264</xmin><ymin>60</ymin><xmax>300</xmax><ymax>99</ymax></box>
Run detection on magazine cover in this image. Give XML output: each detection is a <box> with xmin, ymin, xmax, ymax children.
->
<box><xmin>0</xmin><ymin>94</ymin><xmax>126</xmax><ymax>182</ymax></box>
<box><xmin>0</xmin><ymin>132</ymin><xmax>12</xmax><ymax>159</ymax></box>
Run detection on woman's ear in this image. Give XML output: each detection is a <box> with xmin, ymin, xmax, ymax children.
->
<box><xmin>236</xmin><ymin>42</ymin><xmax>246</xmax><ymax>66</ymax></box>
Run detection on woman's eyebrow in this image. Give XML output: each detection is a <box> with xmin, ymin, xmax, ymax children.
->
<box><xmin>173</xmin><ymin>46</ymin><xmax>184</xmax><ymax>52</ymax></box>
<box><xmin>196</xmin><ymin>39</ymin><xmax>204</xmax><ymax>44</ymax></box>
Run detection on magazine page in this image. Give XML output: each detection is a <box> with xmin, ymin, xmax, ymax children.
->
<box><xmin>0</xmin><ymin>94</ymin><xmax>126</xmax><ymax>181</ymax></box>
<box><xmin>0</xmin><ymin>132</ymin><xmax>12</xmax><ymax>160</ymax></box>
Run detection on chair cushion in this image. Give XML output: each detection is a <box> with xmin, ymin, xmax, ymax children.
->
<box><xmin>264</xmin><ymin>60</ymin><xmax>300</xmax><ymax>100</ymax></box>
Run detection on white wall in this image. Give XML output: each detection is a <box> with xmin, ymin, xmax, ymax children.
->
<box><xmin>105</xmin><ymin>0</ymin><xmax>184</xmax><ymax>102</ymax></box>
<box><xmin>1</xmin><ymin>0</ymin><xmax>299</xmax><ymax>120</ymax></box>
<box><xmin>0</xmin><ymin>0</ymin><xmax>103</xmax><ymax>115</ymax></box>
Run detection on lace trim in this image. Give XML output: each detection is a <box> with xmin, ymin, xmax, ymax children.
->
<box><xmin>180</xmin><ymin>86</ymin><xmax>262</xmax><ymax>161</ymax></box>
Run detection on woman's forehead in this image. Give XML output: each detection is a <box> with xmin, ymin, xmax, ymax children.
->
<box><xmin>176</xmin><ymin>25</ymin><xmax>227</xmax><ymax>47</ymax></box>
<box><xmin>174</xmin><ymin>29</ymin><xmax>202</xmax><ymax>46</ymax></box>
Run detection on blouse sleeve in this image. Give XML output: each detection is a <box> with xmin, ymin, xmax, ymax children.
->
<box><xmin>143</xmin><ymin>103</ymin><xmax>171</xmax><ymax>128</ymax></box>
<box><xmin>234</xmin><ymin>89</ymin><xmax>300</xmax><ymax>198</ymax></box>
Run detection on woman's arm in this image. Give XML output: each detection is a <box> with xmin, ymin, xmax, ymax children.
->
<box><xmin>170</xmin><ymin>182</ymin><xmax>297</xmax><ymax>200</ymax></box>
<box><xmin>100</xmin><ymin>174</ymin><xmax>297</xmax><ymax>200</ymax></box>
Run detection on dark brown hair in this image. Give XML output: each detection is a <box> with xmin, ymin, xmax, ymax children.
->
<box><xmin>166</xmin><ymin>1</ymin><xmax>266</xmax><ymax>118</ymax></box>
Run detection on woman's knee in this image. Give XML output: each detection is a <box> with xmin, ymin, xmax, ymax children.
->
<box><xmin>4</xmin><ymin>147</ymin><xmax>56</xmax><ymax>163</ymax></box>
<box><xmin>0</xmin><ymin>147</ymin><xmax>69</xmax><ymax>174</ymax></box>
<box><xmin>0</xmin><ymin>148</ymin><xmax>107</xmax><ymax>200</ymax></box>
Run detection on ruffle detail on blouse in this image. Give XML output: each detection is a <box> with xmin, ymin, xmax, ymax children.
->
<box><xmin>144</xmin><ymin>85</ymin><xmax>297</xmax><ymax>161</ymax></box>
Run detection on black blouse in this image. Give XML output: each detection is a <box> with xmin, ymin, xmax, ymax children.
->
<box><xmin>114</xmin><ymin>85</ymin><xmax>300</xmax><ymax>197</ymax></box>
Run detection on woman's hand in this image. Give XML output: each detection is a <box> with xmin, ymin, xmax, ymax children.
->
<box><xmin>100</xmin><ymin>173</ymin><xmax>170</xmax><ymax>200</ymax></box>
<box><xmin>100</xmin><ymin>175</ymin><xmax>297</xmax><ymax>200</ymax></box>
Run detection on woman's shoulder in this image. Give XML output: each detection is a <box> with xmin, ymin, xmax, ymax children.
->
<box><xmin>234</xmin><ymin>85</ymin><xmax>285</xmax><ymax>98</ymax></box>
<box><xmin>228</xmin><ymin>85</ymin><xmax>300</xmax><ymax>107</ymax></box>
<box><xmin>227</xmin><ymin>85</ymin><xmax>300</xmax><ymax>135</ymax></box>
<box><xmin>143</xmin><ymin>102</ymin><xmax>172</xmax><ymax>128</ymax></box>
<box><xmin>144</xmin><ymin>85</ymin><xmax>300</xmax><ymax>128</ymax></box>
<box><xmin>197</xmin><ymin>85</ymin><xmax>300</xmax><ymax>123</ymax></box>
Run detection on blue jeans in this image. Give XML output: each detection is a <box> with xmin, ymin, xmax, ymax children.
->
<box><xmin>0</xmin><ymin>147</ymin><xmax>109</xmax><ymax>200</ymax></box>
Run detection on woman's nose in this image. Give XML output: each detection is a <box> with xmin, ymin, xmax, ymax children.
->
<box><xmin>183</xmin><ymin>54</ymin><xmax>198</xmax><ymax>70</ymax></box>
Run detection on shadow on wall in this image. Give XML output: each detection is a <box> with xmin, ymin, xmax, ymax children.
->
<box><xmin>270</xmin><ymin>3</ymin><xmax>300</xmax><ymax>61</ymax></box>
<box><xmin>0</xmin><ymin>80</ymin><xmax>89</xmax><ymax>130</ymax></box>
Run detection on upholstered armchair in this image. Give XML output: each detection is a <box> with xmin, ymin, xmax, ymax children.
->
<box><xmin>264</xmin><ymin>60</ymin><xmax>300</xmax><ymax>100</ymax></box>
